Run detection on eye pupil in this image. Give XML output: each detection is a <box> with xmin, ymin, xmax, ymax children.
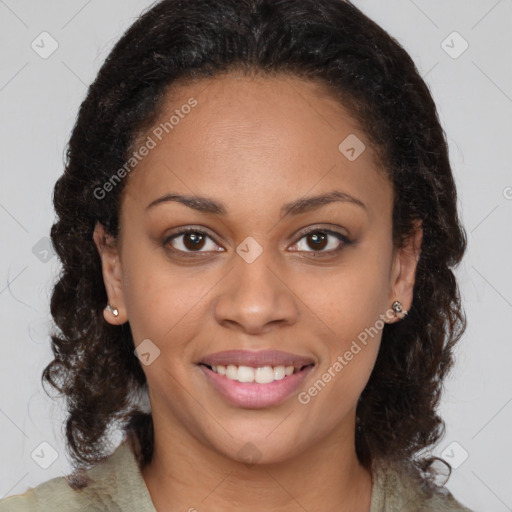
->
<box><xmin>308</xmin><ymin>232</ymin><xmax>327</xmax><ymax>250</ymax></box>
<box><xmin>184</xmin><ymin>232</ymin><xmax>205</xmax><ymax>251</ymax></box>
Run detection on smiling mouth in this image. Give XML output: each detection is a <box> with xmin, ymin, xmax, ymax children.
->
<box><xmin>199</xmin><ymin>363</ymin><xmax>314</xmax><ymax>384</ymax></box>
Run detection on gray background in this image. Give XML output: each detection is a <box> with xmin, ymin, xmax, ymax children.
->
<box><xmin>1</xmin><ymin>1</ymin><xmax>511</xmax><ymax>510</ymax></box>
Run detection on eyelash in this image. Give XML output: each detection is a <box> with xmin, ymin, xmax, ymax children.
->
<box><xmin>163</xmin><ymin>225</ymin><xmax>352</xmax><ymax>258</ymax></box>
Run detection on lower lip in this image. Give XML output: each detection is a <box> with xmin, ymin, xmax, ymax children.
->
<box><xmin>199</xmin><ymin>365</ymin><xmax>314</xmax><ymax>409</ymax></box>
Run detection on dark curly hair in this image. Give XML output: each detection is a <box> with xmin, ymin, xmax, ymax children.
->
<box><xmin>43</xmin><ymin>0</ymin><xmax>467</xmax><ymax>489</ymax></box>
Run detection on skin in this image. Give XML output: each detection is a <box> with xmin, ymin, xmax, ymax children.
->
<box><xmin>93</xmin><ymin>71</ymin><xmax>422</xmax><ymax>512</ymax></box>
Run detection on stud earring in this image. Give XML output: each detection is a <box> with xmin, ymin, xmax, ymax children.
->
<box><xmin>391</xmin><ymin>300</ymin><xmax>408</xmax><ymax>318</ymax></box>
<box><xmin>105</xmin><ymin>304</ymin><xmax>119</xmax><ymax>317</ymax></box>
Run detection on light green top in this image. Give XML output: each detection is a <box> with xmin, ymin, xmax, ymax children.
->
<box><xmin>0</xmin><ymin>441</ymin><xmax>474</xmax><ymax>511</ymax></box>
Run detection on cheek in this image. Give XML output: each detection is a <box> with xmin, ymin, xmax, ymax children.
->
<box><xmin>121</xmin><ymin>262</ymin><xmax>233</xmax><ymax>377</ymax></box>
<box><xmin>295</xmin><ymin>262</ymin><xmax>388</xmax><ymax>425</ymax></box>
<box><xmin>290</xmin><ymin>239</ymin><xmax>392</xmax><ymax>399</ymax></box>
<box><xmin>119</xmin><ymin>243</ymin><xmax>204</xmax><ymax>344</ymax></box>
<box><xmin>296</xmin><ymin>247</ymin><xmax>393</xmax><ymax>339</ymax></box>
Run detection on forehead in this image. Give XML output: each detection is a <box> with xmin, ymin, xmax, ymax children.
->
<box><xmin>121</xmin><ymin>72</ymin><xmax>392</xmax><ymax>221</ymax></box>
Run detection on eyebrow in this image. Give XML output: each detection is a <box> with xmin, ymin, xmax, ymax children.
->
<box><xmin>145</xmin><ymin>190</ymin><xmax>366</xmax><ymax>216</ymax></box>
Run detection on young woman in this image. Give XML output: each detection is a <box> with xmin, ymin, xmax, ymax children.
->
<box><xmin>0</xmin><ymin>0</ymin><xmax>474</xmax><ymax>510</ymax></box>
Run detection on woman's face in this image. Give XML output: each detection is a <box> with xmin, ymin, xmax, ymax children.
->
<box><xmin>94</xmin><ymin>72</ymin><xmax>421</xmax><ymax>465</ymax></box>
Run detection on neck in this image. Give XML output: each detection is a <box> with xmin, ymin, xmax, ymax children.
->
<box><xmin>142</xmin><ymin>413</ymin><xmax>373</xmax><ymax>512</ymax></box>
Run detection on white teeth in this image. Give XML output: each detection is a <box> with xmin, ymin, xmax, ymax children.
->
<box><xmin>209</xmin><ymin>363</ymin><xmax>304</xmax><ymax>383</ymax></box>
<box><xmin>274</xmin><ymin>366</ymin><xmax>285</xmax><ymax>380</ymax></box>
<box><xmin>238</xmin><ymin>366</ymin><xmax>255</xmax><ymax>383</ymax></box>
<box><xmin>255</xmin><ymin>366</ymin><xmax>275</xmax><ymax>384</ymax></box>
<box><xmin>226</xmin><ymin>365</ymin><xmax>238</xmax><ymax>380</ymax></box>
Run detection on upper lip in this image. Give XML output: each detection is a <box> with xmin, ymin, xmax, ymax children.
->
<box><xmin>199</xmin><ymin>350</ymin><xmax>315</xmax><ymax>369</ymax></box>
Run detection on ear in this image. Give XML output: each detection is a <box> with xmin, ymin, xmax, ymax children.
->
<box><xmin>386</xmin><ymin>220</ymin><xmax>423</xmax><ymax>324</ymax></box>
<box><xmin>92</xmin><ymin>221</ymin><xmax>128</xmax><ymax>325</ymax></box>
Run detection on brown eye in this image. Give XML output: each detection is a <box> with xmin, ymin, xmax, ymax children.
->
<box><xmin>306</xmin><ymin>232</ymin><xmax>328</xmax><ymax>251</ymax></box>
<box><xmin>182</xmin><ymin>232</ymin><xmax>206</xmax><ymax>251</ymax></box>
<box><xmin>290</xmin><ymin>229</ymin><xmax>350</xmax><ymax>255</ymax></box>
<box><xmin>164</xmin><ymin>228</ymin><xmax>223</xmax><ymax>254</ymax></box>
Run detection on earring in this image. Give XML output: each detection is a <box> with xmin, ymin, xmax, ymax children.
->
<box><xmin>391</xmin><ymin>300</ymin><xmax>408</xmax><ymax>317</ymax></box>
<box><xmin>105</xmin><ymin>304</ymin><xmax>119</xmax><ymax>317</ymax></box>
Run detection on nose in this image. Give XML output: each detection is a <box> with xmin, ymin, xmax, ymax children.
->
<box><xmin>212</xmin><ymin>250</ymin><xmax>300</xmax><ymax>335</ymax></box>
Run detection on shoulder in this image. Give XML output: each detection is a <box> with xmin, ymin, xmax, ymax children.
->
<box><xmin>371</xmin><ymin>456</ymin><xmax>475</xmax><ymax>512</ymax></box>
<box><xmin>0</xmin><ymin>474</ymin><xmax>83</xmax><ymax>512</ymax></box>
<box><xmin>0</xmin><ymin>442</ymin><xmax>156</xmax><ymax>512</ymax></box>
